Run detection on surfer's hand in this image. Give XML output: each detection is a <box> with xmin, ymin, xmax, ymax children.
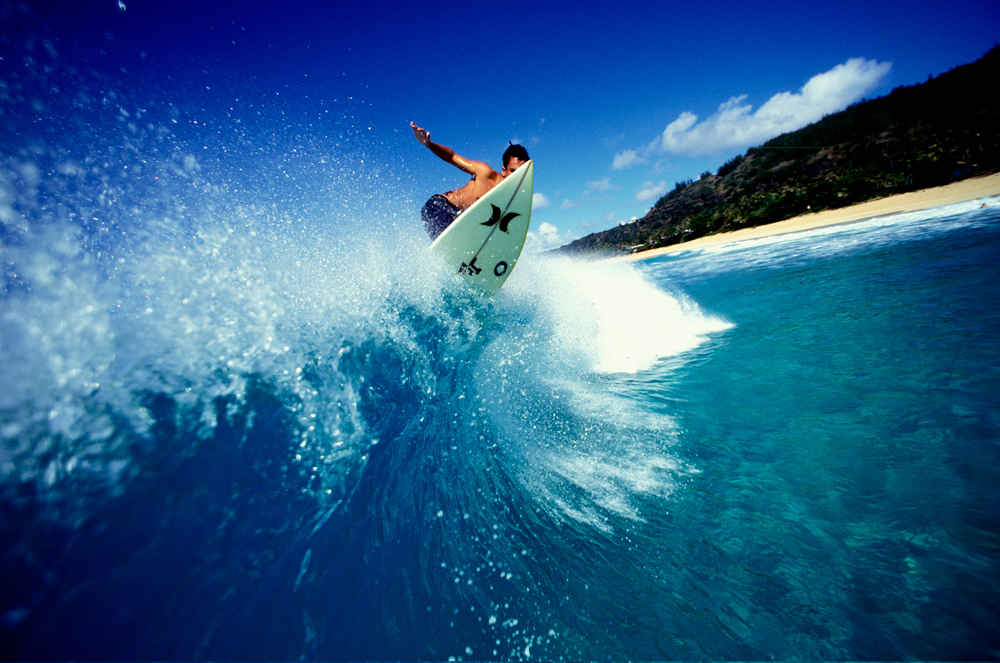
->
<box><xmin>410</xmin><ymin>122</ymin><xmax>430</xmax><ymax>147</ymax></box>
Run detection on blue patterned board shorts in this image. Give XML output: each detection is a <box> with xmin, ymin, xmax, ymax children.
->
<box><xmin>421</xmin><ymin>194</ymin><xmax>461</xmax><ymax>240</ymax></box>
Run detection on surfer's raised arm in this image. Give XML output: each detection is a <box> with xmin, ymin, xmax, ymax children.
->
<box><xmin>411</xmin><ymin>121</ymin><xmax>528</xmax><ymax>241</ymax></box>
<box><xmin>410</xmin><ymin>122</ymin><xmax>492</xmax><ymax>179</ymax></box>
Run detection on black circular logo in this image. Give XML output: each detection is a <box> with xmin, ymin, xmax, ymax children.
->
<box><xmin>494</xmin><ymin>261</ymin><xmax>508</xmax><ymax>277</ymax></box>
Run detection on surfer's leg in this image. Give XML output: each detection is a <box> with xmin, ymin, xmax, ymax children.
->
<box><xmin>421</xmin><ymin>194</ymin><xmax>460</xmax><ymax>240</ymax></box>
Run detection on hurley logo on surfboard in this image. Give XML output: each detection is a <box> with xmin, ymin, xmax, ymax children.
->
<box><xmin>459</xmin><ymin>257</ymin><xmax>482</xmax><ymax>275</ymax></box>
<box><xmin>481</xmin><ymin>205</ymin><xmax>520</xmax><ymax>233</ymax></box>
<box><xmin>458</xmin><ymin>257</ymin><xmax>508</xmax><ymax>277</ymax></box>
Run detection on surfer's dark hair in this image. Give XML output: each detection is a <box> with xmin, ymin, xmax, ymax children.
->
<box><xmin>503</xmin><ymin>143</ymin><xmax>529</xmax><ymax>167</ymax></box>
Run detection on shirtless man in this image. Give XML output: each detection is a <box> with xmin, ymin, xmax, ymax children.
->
<box><xmin>411</xmin><ymin>121</ymin><xmax>529</xmax><ymax>239</ymax></box>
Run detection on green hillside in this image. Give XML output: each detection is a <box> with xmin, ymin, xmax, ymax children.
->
<box><xmin>555</xmin><ymin>46</ymin><xmax>1000</xmax><ymax>257</ymax></box>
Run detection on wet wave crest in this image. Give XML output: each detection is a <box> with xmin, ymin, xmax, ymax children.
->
<box><xmin>1</xmin><ymin>205</ymin><xmax>728</xmax><ymax>530</ymax></box>
<box><xmin>1</xmin><ymin>27</ymin><xmax>734</xmax><ymax>655</ymax></box>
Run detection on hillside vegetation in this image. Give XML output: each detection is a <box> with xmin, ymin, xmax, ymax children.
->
<box><xmin>555</xmin><ymin>46</ymin><xmax>1000</xmax><ymax>257</ymax></box>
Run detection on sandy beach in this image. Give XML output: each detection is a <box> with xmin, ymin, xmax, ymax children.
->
<box><xmin>612</xmin><ymin>172</ymin><xmax>1000</xmax><ymax>262</ymax></box>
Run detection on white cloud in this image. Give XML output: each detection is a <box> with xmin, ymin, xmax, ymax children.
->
<box><xmin>561</xmin><ymin>199</ymin><xmax>581</xmax><ymax>210</ymax></box>
<box><xmin>612</xmin><ymin>148</ymin><xmax>646</xmax><ymax>170</ymax></box>
<box><xmin>603</xmin><ymin>132</ymin><xmax>626</xmax><ymax>150</ymax></box>
<box><xmin>531</xmin><ymin>117</ymin><xmax>546</xmax><ymax>146</ymax></box>
<box><xmin>532</xmin><ymin>192</ymin><xmax>551</xmax><ymax>210</ymax></box>
<box><xmin>650</xmin><ymin>58</ymin><xmax>891</xmax><ymax>157</ymax></box>
<box><xmin>587</xmin><ymin>177</ymin><xmax>613</xmax><ymax>192</ymax></box>
<box><xmin>636</xmin><ymin>181</ymin><xmax>668</xmax><ymax>202</ymax></box>
<box><xmin>525</xmin><ymin>221</ymin><xmax>577</xmax><ymax>253</ymax></box>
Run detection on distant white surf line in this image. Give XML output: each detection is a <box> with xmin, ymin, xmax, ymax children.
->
<box><xmin>610</xmin><ymin>172</ymin><xmax>1000</xmax><ymax>263</ymax></box>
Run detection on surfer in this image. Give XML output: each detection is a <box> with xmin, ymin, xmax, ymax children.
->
<box><xmin>410</xmin><ymin>121</ymin><xmax>529</xmax><ymax>239</ymax></box>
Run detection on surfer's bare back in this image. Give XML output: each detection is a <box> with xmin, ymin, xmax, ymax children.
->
<box><xmin>411</xmin><ymin>121</ymin><xmax>528</xmax><ymax>239</ymax></box>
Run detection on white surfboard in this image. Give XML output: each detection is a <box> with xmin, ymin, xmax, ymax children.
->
<box><xmin>429</xmin><ymin>160</ymin><xmax>533</xmax><ymax>294</ymax></box>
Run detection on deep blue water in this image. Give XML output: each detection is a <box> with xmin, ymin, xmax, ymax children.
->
<box><xmin>4</xmin><ymin>9</ymin><xmax>1000</xmax><ymax>660</ymax></box>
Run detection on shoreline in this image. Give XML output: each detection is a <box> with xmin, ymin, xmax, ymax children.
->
<box><xmin>610</xmin><ymin>172</ymin><xmax>1000</xmax><ymax>263</ymax></box>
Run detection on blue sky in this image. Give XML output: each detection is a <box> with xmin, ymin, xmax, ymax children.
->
<box><xmin>20</xmin><ymin>0</ymin><xmax>1000</xmax><ymax>250</ymax></box>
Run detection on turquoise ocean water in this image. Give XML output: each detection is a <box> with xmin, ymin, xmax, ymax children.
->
<box><xmin>3</xmin><ymin>13</ymin><xmax>1000</xmax><ymax>658</ymax></box>
<box><xmin>5</xmin><ymin>179</ymin><xmax>999</xmax><ymax>658</ymax></box>
<box><xmin>636</xmin><ymin>202</ymin><xmax>1000</xmax><ymax>659</ymax></box>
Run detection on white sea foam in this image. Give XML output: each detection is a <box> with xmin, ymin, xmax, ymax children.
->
<box><xmin>506</xmin><ymin>254</ymin><xmax>732</xmax><ymax>374</ymax></box>
<box><xmin>474</xmin><ymin>253</ymin><xmax>722</xmax><ymax>530</ymax></box>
